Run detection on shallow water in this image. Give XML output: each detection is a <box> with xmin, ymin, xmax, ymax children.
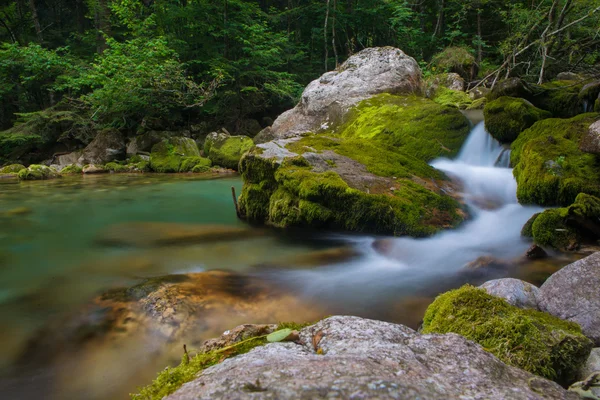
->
<box><xmin>0</xmin><ymin>127</ymin><xmax>585</xmax><ymax>400</ymax></box>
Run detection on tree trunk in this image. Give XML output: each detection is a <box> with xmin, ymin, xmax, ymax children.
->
<box><xmin>324</xmin><ymin>0</ymin><xmax>330</xmax><ymax>71</ymax></box>
<box><xmin>476</xmin><ymin>9</ymin><xmax>482</xmax><ymax>63</ymax></box>
<box><xmin>332</xmin><ymin>0</ymin><xmax>339</xmax><ymax>68</ymax></box>
<box><xmin>28</xmin><ymin>0</ymin><xmax>43</xmax><ymax>42</ymax></box>
<box><xmin>94</xmin><ymin>0</ymin><xmax>111</xmax><ymax>54</ymax></box>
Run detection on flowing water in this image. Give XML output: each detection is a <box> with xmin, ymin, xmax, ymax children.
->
<box><xmin>0</xmin><ymin>124</ymin><xmax>583</xmax><ymax>399</ymax></box>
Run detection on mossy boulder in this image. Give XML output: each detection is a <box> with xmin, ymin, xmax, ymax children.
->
<box><xmin>17</xmin><ymin>164</ymin><xmax>59</xmax><ymax>180</ymax></box>
<box><xmin>431</xmin><ymin>46</ymin><xmax>477</xmax><ymax>80</ymax></box>
<box><xmin>488</xmin><ymin>78</ymin><xmax>533</xmax><ymax>101</ymax></box>
<box><xmin>60</xmin><ymin>164</ymin><xmax>82</xmax><ymax>175</ymax></box>
<box><xmin>149</xmin><ymin>137</ymin><xmax>200</xmax><ymax>173</ymax></box>
<box><xmin>511</xmin><ymin>113</ymin><xmax>600</xmax><ymax>206</ymax></box>
<box><xmin>530</xmin><ymin>80</ymin><xmax>585</xmax><ymax>118</ymax></box>
<box><xmin>422</xmin><ymin>285</ymin><xmax>592</xmax><ymax>385</ymax></box>
<box><xmin>0</xmin><ymin>164</ymin><xmax>26</xmax><ymax>174</ymax></box>
<box><xmin>528</xmin><ymin>193</ymin><xmax>600</xmax><ymax>250</ymax></box>
<box><xmin>431</xmin><ymin>87</ymin><xmax>473</xmax><ymax>110</ymax></box>
<box><xmin>239</xmin><ymin>94</ymin><xmax>470</xmax><ymax>236</ymax></box>
<box><xmin>484</xmin><ymin>97</ymin><xmax>552</xmax><ymax>143</ymax></box>
<box><xmin>206</xmin><ymin>135</ymin><xmax>253</xmax><ymax>170</ymax></box>
<box><xmin>104</xmin><ymin>162</ymin><xmax>129</xmax><ymax>173</ymax></box>
<box><xmin>179</xmin><ymin>156</ymin><xmax>212</xmax><ymax>173</ymax></box>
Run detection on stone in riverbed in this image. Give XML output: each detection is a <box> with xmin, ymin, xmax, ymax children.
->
<box><xmin>204</xmin><ymin>132</ymin><xmax>253</xmax><ymax>170</ymax></box>
<box><xmin>95</xmin><ymin>222</ymin><xmax>261</xmax><ymax>247</ymax></box>
<box><xmin>17</xmin><ymin>164</ymin><xmax>59</xmax><ymax>180</ymax></box>
<box><xmin>537</xmin><ymin>251</ymin><xmax>600</xmax><ymax>346</ymax></box>
<box><xmin>166</xmin><ymin>316</ymin><xmax>577</xmax><ymax>400</ymax></box>
<box><xmin>82</xmin><ymin>164</ymin><xmax>106</xmax><ymax>174</ymax></box>
<box><xmin>479</xmin><ymin>278</ymin><xmax>539</xmax><ymax>309</ymax></box>
<box><xmin>149</xmin><ymin>137</ymin><xmax>200</xmax><ymax>173</ymax></box>
<box><xmin>78</xmin><ymin>129</ymin><xmax>126</xmax><ymax>165</ymax></box>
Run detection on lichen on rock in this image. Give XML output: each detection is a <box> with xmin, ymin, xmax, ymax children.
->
<box><xmin>484</xmin><ymin>96</ymin><xmax>551</xmax><ymax>143</ymax></box>
<box><xmin>422</xmin><ymin>285</ymin><xmax>592</xmax><ymax>385</ymax></box>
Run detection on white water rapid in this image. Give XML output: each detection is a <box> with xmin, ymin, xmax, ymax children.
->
<box><xmin>269</xmin><ymin>122</ymin><xmax>543</xmax><ymax>310</ymax></box>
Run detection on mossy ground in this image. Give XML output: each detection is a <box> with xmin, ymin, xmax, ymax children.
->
<box><xmin>511</xmin><ymin>113</ymin><xmax>600</xmax><ymax>206</ymax></box>
<box><xmin>484</xmin><ymin>96</ymin><xmax>551</xmax><ymax>143</ymax></box>
<box><xmin>422</xmin><ymin>285</ymin><xmax>592</xmax><ymax>385</ymax></box>
<box><xmin>131</xmin><ymin>321</ymin><xmax>311</xmax><ymax>400</ymax></box>
<box><xmin>239</xmin><ymin>94</ymin><xmax>469</xmax><ymax>236</ymax></box>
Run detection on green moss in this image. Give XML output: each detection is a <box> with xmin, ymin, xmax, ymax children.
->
<box><xmin>530</xmin><ymin>80</ymin><xmax>584</xmax><ymax>118</ymax></box>
<box><xmin>422</xmin><ymin>285</ymin><xmax>592</xmax><ymax>384</ymax></box>
<box><xmin>431</xmin><ymin>46</ymin><xmax>476</xmax><ymax>79</ymax></box>
<box><xmin>149</xmin><ymin>138</ymin><xmax>200</xmax><ymax>173</ymax></box>
<box><xmin>432</xmin><ymin>87</ymin><xmax>473</xmax><ymax>110</ymax></box>
<box><xmin>60</xmin><ymin>164</ymin><xmax>82</xmax><ymax>175</ymax></box>
<box><xmin>511</xmin><ymin>113</ymin><xmax>600</xmax><ymax>206</ymax></box>
<box><xmin>467</xmin><ymin>97</ymin><xmax>486</xmax><ymax>110</ymax></box>
<box><xmin>484</xmin><ymin>97</ymin><xmax>552</xmax><ymax>143</ymax></box>
<box><xmin>208</xmin><ymin>136</ymin><xmax>254</xmax><ymax>170</ymax></box>
<box><xmin>337</xmin><ymin>94</ymin><xmax>471</xmax><ymax>161</ymax></box>
<box><xmin>179</xmin><ymin>156</ymin><xmax>212</xmax><ymax>172</ymax></box>
<box><xmin>0</xmin><ymin>164</ymin><xmax>26</xmax><ymax>173</ymax></box>
<box><xmin>487</xmin><ymin>78</ymin><xmax>533</xmax><ymax>101</ymax></box>
<box><xmin>104</xmin><ymin>162</ymin><xmax>129</xmax><ymax>172</ymax></box>
<box><xmin>17</xmin><ymin>164</ymin><xmax>58</xmax><ymax>180</ymax></box>
<box><xmin>131</xmin><ymin>321</ymin><xmax>312</xmax><ymax>400</ymax></box>
<box><xmin>531</xmin><ymin>193</ymin><xmax>600</xmax><ymax>250</ymax></box>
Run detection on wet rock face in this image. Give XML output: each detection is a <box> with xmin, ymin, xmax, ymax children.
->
<box><xmin>263</xmin><ymin>47</ymin><xmax>421</xmax><ymax>140</ymax></box>
<box><xmin>78</xmin><ymin>129</ymin><xmax>126</xmax><ymax>165</ymax></box>
<box><xmin>480</xmin><ymin>278</ymin><xmax>539</xmax><ymax>309</ymax></box>
<box><xmin>167</xmin><ymin>316</ymin><xmax>576</xmax><ymax>400</ymax></box>
<box><xmin>538</xmin><ymin>251</ymin><xmax>600</xmax><ymax>345</ymax></box>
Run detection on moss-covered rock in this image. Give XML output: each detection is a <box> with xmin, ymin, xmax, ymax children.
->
<box><xmin>521</xmin><ymin>212</ymin><xmax>540</xmax><ymax>237</ymax></box>
<box><xmin>239</xmin><ymin>94</ymin><xmax>470</xmax><ymax>236</ymax></box>
<box><xmin>60</xmin><ymin>164</ymin><xmax>82</xmax><ymax>175</ymax></box>
<box><xmin>484</xmin><ymin>97</ymin><xmax>552</xmax><ymax>143</ymax></box>
<box><xmin>530</xmin><ymin>80</ymin><xmax>584</xmax><ymax>118</ymax></box>
<box><xmin>206</xmin><ymin>135</ymin><xmax>253</xmax><ymax>170</ymax></box>
<box><xmin>0</xmin><ymin>164</ymin><xmax>26</xmax><ymax>174</ymax></box>
<box><xmin>530</xmin><ymin>193</ymin><xmax>600</xmax><ymax>250</ymax></box>
<box><xmin>511</xmin><ymin>113</ymin><xmax>600</xmax><ymax>206</ymax></box>
<box><xmin>488</xmin><ymin>78</ymin><xmax>533</xmax><ymax>101</ymax></box>
<box><xmin>431</xmin><ymin>87</ymin><xmax>473</xmax><ymax>110</ymax></box>
<box><xmin>17</xmin><ymin>164</ymin><xmax>59</xmax><ymax>180</ymax></box>
<box><xmin>422</xmin><ymin>285</ymin><xmax>592</xmax><ymax>385</ymax></box>
<box><xmin>104</xmin><ymin>162</ymin><xmax>129</xmax><ymax>173</ymax></box>
<box><xmin>179</xmin><ymin>156</ymin><xmax>212</xmax><ymax>172</ymax></box>
<box><xmin>431</xmin><ymin>46</ymin><xmax>477</xmax><ymax>80</ymax></box>
<box><xmin>149</xmin><ymin>137</ymin><xmax>200</xmax><ymax>173</ymax></box>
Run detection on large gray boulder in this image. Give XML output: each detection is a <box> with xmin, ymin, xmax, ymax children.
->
<box><xmin>167</xmin><ymin>316</ymin><xmax>575</xmax><ymax>400</ymax></box>
<box><xmin>480</xmin><ymin>278</ymin><xmax>539</xmax><ymax>309</ymax></box>
<box><xmin>537</xmin><ymin>252</ymin><xmax>600</xmax><ymax>345</ymax></box>
<box><xmin>254</xmin><ymin>47</ymin><xmax>421</xmax><ymax>143</ymax></box>
<box><xmin>78</xmin><ymin>129</ymin><xmax>126</xmax><ymax>165</ymax></box>
<box><xmin>580</xmin><ymin>120</ymin><xmax>600</xmax><ymax>154</ymax></box>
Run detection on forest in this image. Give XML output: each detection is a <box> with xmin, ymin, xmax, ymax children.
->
<box><xmin>0</xmin><ymin>0</ymin><xmax>598</xmax><ymax>139</ymax></box>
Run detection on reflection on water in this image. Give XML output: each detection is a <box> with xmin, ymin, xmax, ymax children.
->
<box><xmin>0</xmin><ymin>133</ymin><xmax>585</xmax><ymax>399</ymax></box>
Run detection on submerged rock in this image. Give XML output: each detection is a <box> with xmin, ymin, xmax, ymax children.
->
<box><xmin>422</xmin><ymin>285</ymin><xmax>592</xmax><ymax>385</ymax></box>
<box><xmin>96</xmin><ymin>222</ymin><xmax>260</xmax><ymax>247</ymax></box>
<box><xmin>484</xmin><ymin>96</ymin><xmax>551</xmax><ymax>143</ymax></box>
<box><xmin>166</xmin><ymin>316</ymin><xmax>576</xmax><ymax>400</ymax></box>
<box><xmin>511</xmin><ymin>113</ymin><xmax>600</xmax><ymax>206</ymax></box>
<box><xmin>78</xmin><ymin>129</ymin><xmax>126</xmax><ymax>165</ymax></box>
<box><xmin>537</xmin><ymin>252</ymin><xmax>600</xmax><ymax>346</ymax></box>
<box><xmin>479</xmin><ymin>278</ymin><xmax>539</xmax><ymax>309</ymax></box>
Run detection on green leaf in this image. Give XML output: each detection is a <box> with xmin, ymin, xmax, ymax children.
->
<box><xmin>266</xmin><ymin>328</ymin><xmax>292</xmax><ymax>343</ymax></box>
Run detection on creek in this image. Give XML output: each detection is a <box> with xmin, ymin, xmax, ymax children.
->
<box><xmin>0</xmin><ymin>122</ymin><xmax>582</xmax><ymax>399</ymax></box>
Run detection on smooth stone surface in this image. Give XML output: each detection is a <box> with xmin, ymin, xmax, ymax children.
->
<box><xmin>254</xmin><ymin>47</ymin><xmax>421</xmax><ymax>142</ymax></box>
<box><xmin>580</xmin><ymin>120</ymin><xmax>600</xmax><ymax>154</ymax></box>
<box><xmin>538</xmin><ymin>252</ymin><xmax>600</xmax><ymax>345</ymax></box>
<box><xmin>82</xmin><ymin>164</ymin><xmax>107</xmax><ymax>174</ymax></box>
<box><xmin>167</xmin><ymin>316</ymin><xmax>576</xmax><ymax>400</ymax></box>
<box><xmin>480</xmin><ymin>278</ymin><xmax>539</xmax><ymax>309</ymax></box>
<box><xmin>78</xmin><ymin>129</ymin><xmax>126</xmax><ymax>165</ymax></box>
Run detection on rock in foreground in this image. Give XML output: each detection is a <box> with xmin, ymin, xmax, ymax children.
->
<box><xmin>538</xmin><ymin>251</ymin><xmax>600</xmax><ymax>346</ymax></box>
<box><xmin>166</xmin><ymin>316</ymin><xmax>576</xmax><ymax>400</ymax></box>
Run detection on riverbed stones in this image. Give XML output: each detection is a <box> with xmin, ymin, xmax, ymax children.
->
<box><xmin>96</xmin><ymin>222</ymin><xmax>260</xmax><ymax>247</ymax></box>
<box><xmin>166</xmin><ymin>316</ymin><xmax>577</xmax><ymax>400</ymax></box>
<box><xmin>82</xmin><ymin>164</ymin><xmax>106</xmax><ymax>174</ymax></box>
<box><xmin>17</xmin><ymin>164</ymin><xmax>59</xmax><ymax>180</ymax></box>
<box><xmin>479</xmin><ymin>278</ymin><xmax>539</xmax><ymax>309</ymax></box>
<box><xmin>78</xmin><ymin>129</ymin><xmax>126</xmax><ymax>165</ymax></box>
<box><xmin>537</xmin><ymin>252</ymin><xmax>600</xmax><ymax>345</ymax></box>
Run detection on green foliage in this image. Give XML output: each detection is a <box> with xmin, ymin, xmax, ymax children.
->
<box><xmin>484</xmin><ymin>96</ymin><xmax>551</xmax><ymax>143</ymax></box>
<box><xmin>511</xmin><ymin>113</ymin><xmax>600</xmax><ymax>206</ymax></box>
<box><xmin>422</xmin><ymin>285</ymin><xmax>592</xmax><ymax>384</ymax></box>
